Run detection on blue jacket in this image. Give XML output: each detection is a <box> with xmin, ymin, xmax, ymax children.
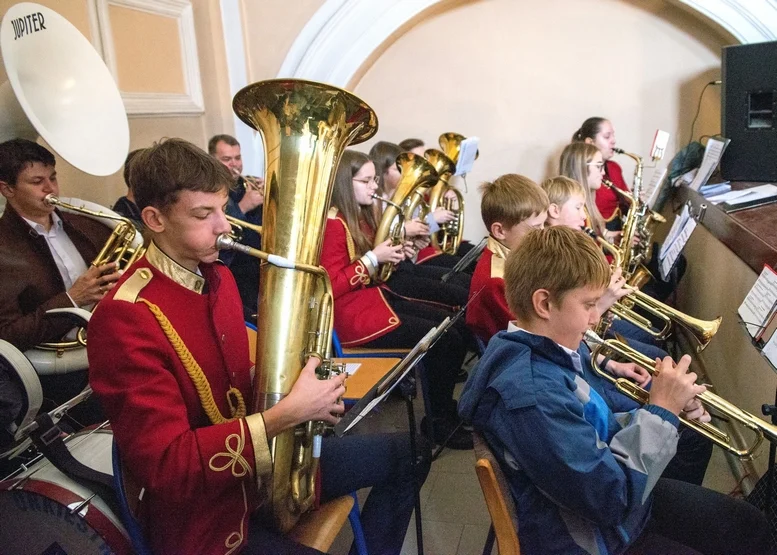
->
<box><xmin>459</xmin><ymin>330</ymin><xmax>680</xmax><ymax>555</ymax></box>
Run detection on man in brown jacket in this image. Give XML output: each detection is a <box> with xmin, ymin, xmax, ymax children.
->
<box><xmin>0</xmin><ymin>139</ymin><xmax>119</xmax><ymax>426</ymax></box>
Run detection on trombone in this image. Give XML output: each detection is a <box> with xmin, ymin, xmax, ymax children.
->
<box><xmin>585</xmin><ymin>330</ymin><xmax>777</xmax><ymax>460</ymax></box>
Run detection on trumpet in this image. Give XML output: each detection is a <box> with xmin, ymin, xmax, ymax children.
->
<box><xmin>225</xmin><ymin>214</ymin><xmax>262</xmax><ymax>240</ymax></box>
<box><xmin>585</xmin><ymin>330</ymin><xmax>777</xmax><ymax>459</ymax></box>
<box><xmin>243</xmin><ymin>174</ymin><xmax>264</xmax><ymax>192</ymax></box>
<box><xmin>583</xmin><ymin>227</ymin><xmax>720</xmax><ymax>350</ymax></box>
<box><xmin>45</xmin><ymin>194</ymin><xmax>145</xmax><ymax>269</ymax></box>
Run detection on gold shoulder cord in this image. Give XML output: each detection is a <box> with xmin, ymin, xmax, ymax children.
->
<box><xmin>138</xmin><ymin>298</ymin><xmax>247</xmax><ymax>424</ymax></box>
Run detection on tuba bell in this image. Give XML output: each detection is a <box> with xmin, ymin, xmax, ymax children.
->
<box><xmin>373</xmin><ymin>152</ymin><xmax>438</xmax><ymax>282</ymax></box>
<box><xmin>230</xmin><ymin>78</ymin><xmax>378</xmax><ymax>532</ymax></box>
<box><xmin>439</xmin><ymin>132</ymin><xmax>479</xmax><ymax>165</ymax></box>
<box><xmin>425</xmin><ymin>148</ymin><xmax>465</xmax><ymax>255</ymax></box>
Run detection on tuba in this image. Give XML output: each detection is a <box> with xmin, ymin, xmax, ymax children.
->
<box><xmin>373</xmin><ymin>152</ymin><xmax>438</xmax><ymax>282</ymax></box>
<box><xmin>425</xmin><ymin>148</ymin><xmax>465</xmax><ymax>254</ymax></box>
<box><xmin>439</xmin><ymin>132</ymin><xmax>479</xmax><ymax>165</ymax></box>
<box><xmin>230</xmin><ymin>78</ymin><xmax>377</xmax><ymax>532</ymax></box>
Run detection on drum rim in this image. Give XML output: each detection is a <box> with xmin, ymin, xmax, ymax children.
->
<box><xmin>0</xmin><ymin>478</ymin><xmax>132</xmax><ymax>554</ymax></box>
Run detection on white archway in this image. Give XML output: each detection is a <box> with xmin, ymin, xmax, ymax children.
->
<box><xmin>278</xmin><ymin>0</ymin><xmax>777</xmax><ymax>85</ymax></box>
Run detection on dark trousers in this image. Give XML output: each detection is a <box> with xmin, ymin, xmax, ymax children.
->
<box><xmin>364</xmin><ymin>297</ymin><xmax>467</xmax><ymax>419</ymax></box>
<box><xmin>409</xmin><ymin>260</ymin><xmax>472</xmax><ymax>292</ymax></box>
<box><xmin>387</xmin><ymin>261</ymin><xmax>469</xmax><ymax>307</ymax></box>
<box><xmin>246</xmin><ymin>432</ymin><xmax>430</xmax><ymax>555</ymax></box>
<box><xmin>626</xmin><ymin>478</ymin><xmax>771</xmax><ymax>555</ymax></box>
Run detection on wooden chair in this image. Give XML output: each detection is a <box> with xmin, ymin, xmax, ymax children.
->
<box><xmin>473</xmin><ymin>432</ymin><xmax>521</xmax><ymax>555</ymax></box>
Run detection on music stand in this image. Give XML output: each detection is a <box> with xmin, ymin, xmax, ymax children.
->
<box><xmin>334</xmin><ymin>307</ymin><xmax>467</xmax><ymax>555</ymax></box>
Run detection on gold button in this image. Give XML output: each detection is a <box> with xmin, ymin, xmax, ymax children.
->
<box><xmin>139</xmin><ymin>268</ymin><xmax>151</xmax><ymax>279</ymax></box>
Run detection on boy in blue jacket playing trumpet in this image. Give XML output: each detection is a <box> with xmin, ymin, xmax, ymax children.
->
<box><xmin>459</xmin><ymin>226</ymin><xmax>769</xmax><ymax>555</ymax></box>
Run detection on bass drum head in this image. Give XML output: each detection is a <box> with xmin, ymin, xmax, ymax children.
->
<box><xmin>0</xmin><ymin>428</ymin><xmax>132</xmax><ymax>555</ymax></box>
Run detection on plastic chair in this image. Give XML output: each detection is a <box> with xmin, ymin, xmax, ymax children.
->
<box><xmin>111</xmin><ymin>440</ymin><xmax>153</xmax><ymax>555</ymax></box>
<box><xmin>473</xmin><ymin>432</ymin><xmax>521</xmax><ymax>555</ymax></box>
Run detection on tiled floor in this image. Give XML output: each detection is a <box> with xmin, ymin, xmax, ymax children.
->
<box><xmin>329</xmin><ymin>368</ymin><xmax>746</xmax><ymax>555</ymax></box>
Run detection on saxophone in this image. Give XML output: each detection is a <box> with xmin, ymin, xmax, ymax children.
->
<box><xmin>228</xmin><ymin>78</ymin><xmax>378</xmax><ymax>532</ymax></box>
<box><xmin>372</xmin><ymin>152</ymin><xmax>438</xmax><ymax>282</ymax></box>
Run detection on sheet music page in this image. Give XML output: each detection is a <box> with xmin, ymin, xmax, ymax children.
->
<box><xmin>455</xmin><ymin>137</ymin><xmax>479</xmax><ymax>176</ymax></box>
<box><xmin>688</xmin><ymin>137</ymin><xmax>729</xmax><ymax>191</ymax></box>
<box><xmin>644</xmin><ymin>167</ymin><xmax>667</xmax><ymax>208</ymax></box>
<box><xmin>738</xmin><ymin>265</ymin><xmax>777</xmax><ymax>337</ymax></box>
<box><xmin>345</xmin><ymin>363</ymin><xmax>361</xmax><ymax>375</ymax></box>
<box><xmin>659</xmin><ymin>204</ymin><xmax>690</xmax><ymax>260</ymax></box>
<box><xmin>761</xmin><ymin>325</ymin><xmax>777</xmax><ymax>368</ymax></box>
<box><xmin>659</xmin><ymin>216</ymin><xmax>696</xmax><ymax>280</ymax></box>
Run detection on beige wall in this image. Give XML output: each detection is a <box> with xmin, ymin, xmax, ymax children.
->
<box><xmin>0</xmin><ymin>0</ymin><xmax>234</xmax><ymax>208</ymax></box>
<box><xmin>350</xmin><ymin>0</ymin><xmax>732</xmax><ymax>240</ymax></box>
<box><xmin>0</xmin><ymin>0</ymin><xmax>732</xmax><ymax>216</ymax></box>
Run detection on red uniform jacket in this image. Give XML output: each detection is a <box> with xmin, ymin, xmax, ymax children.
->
<box><xmin>595</xmin><ymin>160</ymin><xmax>630</xmax><ymax>225</ymax></box>
<box><xmin>88</xmin><ymin>242</ymin><xmax>272</xmax><ymax>555</ymax></box>
<box><xmin>320</xmin><ymin>208</ymin><xmax>400</xmax><ymax>346</ymax></box>
<box><xmin>465</xmin><ymin>237</ymin><xmax>513</xmax><ymax>344</ymax></box>
<box><xmin>416</xmin><ymin>244</ymin><xmax>443</xmax><ymax>264</ymax></box>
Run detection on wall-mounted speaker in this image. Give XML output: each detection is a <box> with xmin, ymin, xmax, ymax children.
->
<box><xmin>721</xmin><ymin>41</ymin><xmax>777</xmax><ymax>182</ymax></box>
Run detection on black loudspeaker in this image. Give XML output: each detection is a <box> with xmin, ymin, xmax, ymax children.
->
<box><xmin>721</xmin><ymin>41</ymin><xmax>777</xmax><ymax>182</ymax></box>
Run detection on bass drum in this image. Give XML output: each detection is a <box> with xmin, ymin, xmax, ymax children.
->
<box><xmin>0</xmin><ymin>428</ymin><xmax>132</xmax><ymax>555</ymax></box>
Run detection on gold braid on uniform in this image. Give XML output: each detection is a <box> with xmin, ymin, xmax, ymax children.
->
<box><xmin>139</xmin><ymin>298</ymin><xmax>247</xmax><ymax>425</ymax></box>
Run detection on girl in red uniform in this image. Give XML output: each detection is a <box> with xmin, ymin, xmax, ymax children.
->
<box><xmin>572</xmin><ymin>117</ymin><xmax>631</xmax><ymax>231</ymax></box>
<box><xmin>321</xmin><ymin>150</ymin><xmax>472</xmax><ymax>449</ymax></box>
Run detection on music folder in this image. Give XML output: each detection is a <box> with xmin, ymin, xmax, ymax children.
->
<box><xmin>334</xmin><ymin>290</ymin><xmax>480</xmax><ymax>437</ymax></box>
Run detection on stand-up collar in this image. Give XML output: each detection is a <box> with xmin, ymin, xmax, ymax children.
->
<box><xmin>145</xmin><ymin>241</ymin><xmax>205</xmax><ymax>294</ymax></box>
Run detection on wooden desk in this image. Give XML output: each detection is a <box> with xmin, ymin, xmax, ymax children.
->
<box><xmin>666</xmin><ymin>186</ymin><xmax>777</xmax><ymax>478</ymax></box>
<box><xmin>674</xmin><ymin>183</ymin><xmax>777</xmax><ymax>273</ymax></box>
<box><xmin>245</xmin><ymin>327</ymin><xmax>400</xmax><ymax>401</ymax></box>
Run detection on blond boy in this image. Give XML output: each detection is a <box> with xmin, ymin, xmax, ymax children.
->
<box><xmin>465</xmin><ymin>174</ymin><xmax>548</xmax><ymax>343</ymax></box>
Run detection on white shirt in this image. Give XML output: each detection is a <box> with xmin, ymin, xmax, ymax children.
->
<box><xmin>506</xmin><ymin>321</ymin><xmax>583</xmax><ymax>374</ymax></box>
<box><xmin>24</xmin><ymin>212</ymin><xmax>88</xmax><ymax>305</ymax></box>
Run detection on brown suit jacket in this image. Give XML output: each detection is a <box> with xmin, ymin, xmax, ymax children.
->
<box><xmin>0</xmin><ymin>204</ymin><xmax>112</xmax><ymax>351</ymax></box>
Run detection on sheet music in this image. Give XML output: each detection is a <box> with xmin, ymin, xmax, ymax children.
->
<box><xmin>688</xmin><ymin>137</ymin><xmax>729</xmax><ymax>191</ymax></box>
<box><xmin>659</xmin><ymin>204</ymin><xmax>690</xmax><ymax>260</ymax></box>
<box><xmin>455</xmin><ymin>137</ymin><xmax>479</xmax><ymax>176</ymax></box>
<box><xmin>644</xmin><ymin>167</ymin><xmax>667</xmax><ymax>209</ymax></box>
<box><xmin>345</xmin><ymin>363</ymin><xmax>361</xmax><ymax>376</ymax></box>
<box><xmin>659</xmin><ymin>211</ymin><xmax>696</xmax><ymax>280</ymax></box>
<box><xmin>738</xmin><ymin>265</ymin><xmax>777</xmax><ymax>337</ymax></box>
<box><xmin>707</xmin><ymin>184</ymin><xmax>777</xmax><ymax>206</ymax></box>
<box><xmin>761</xmin><ymin>326</ymin><xmax>777</xmax><ymax>368</ymax></box>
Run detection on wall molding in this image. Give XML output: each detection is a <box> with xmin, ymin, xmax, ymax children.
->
<box><xmin>94</xmin><ymin>0</ymin><xmax>204</xmax><ymax>117</ymax></box>
<box><xmin>278</xmin><ymin>0</ymin><xmax>777</xmax><ymax>86</ymax></box>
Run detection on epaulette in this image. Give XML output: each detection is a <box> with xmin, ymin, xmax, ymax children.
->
<box><xmin>490</xmin><ymin>255</ymin><xmax>505</xmax><ymax>280</ymax></box>
<box><xmin>327</xmin><ymin>207</ymin><xmax>339</xmax><ymax>219</ymax></box>
<box><xmin>114</xmin><ymin>267</ymin><xmax>153</xmax><ymax>303</ymax></box>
